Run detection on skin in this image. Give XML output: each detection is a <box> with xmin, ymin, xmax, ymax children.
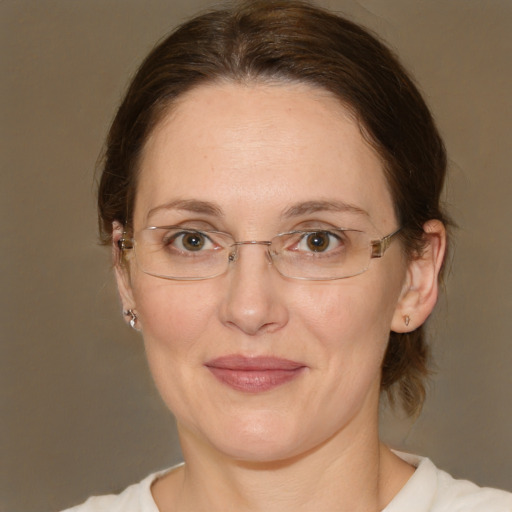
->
<box><xmin>115</xmin><ymin>81</ymin><xmax>446</xmax><ymax>511</ymax></box>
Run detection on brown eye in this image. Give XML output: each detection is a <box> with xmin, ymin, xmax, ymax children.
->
<box><xmin>305</xmin><ymin>232</ymin><xmax>331</xmax><ymax>252</ymax></box>
<box><xmin>181</xmin><ymin>232</ymin><xmax>206</xmax><ymax>251</ymax></box>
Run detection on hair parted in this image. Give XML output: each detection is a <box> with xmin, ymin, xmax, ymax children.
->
<box><xmin>98</xmin><ymin>0</ymin><xmax>450</xmax><ymax>416</ymax></box>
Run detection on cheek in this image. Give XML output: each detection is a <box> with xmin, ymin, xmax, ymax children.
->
<box><xmin>130</xmin><ymin>277</ymin><xmax>223</xmax><ymax>420</ymax></box>
<box><xmin>292</xmin><ymin>270</ymin><xmax>403</xmax><ymax>393</ymax></box>
<box><xmin>133</xmin><ymin>277</ymin><xmax>219</xmax><ymax>350</ymax></box>
<box><xmin>294</xmin><ymin>279</ymin><xmax>396</xmax><ymax>343</ymax></box>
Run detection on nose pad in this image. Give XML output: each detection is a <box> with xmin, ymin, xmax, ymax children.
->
<box><xmin>228</xmin><ymin>248</ymin><xmax>238</xmax><ymax>263</ymax></box>
<box><xmin>265</xmin><ymin>247</ymin><xmax>274</xmax><ymax>265</ymax></box>
<box><xmin>267</xmin><ymin>243</ymin><xmax>279</xmax><ymax>257</ymax></box>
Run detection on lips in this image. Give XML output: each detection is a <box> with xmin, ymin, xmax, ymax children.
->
<box><xmin>205</xmin><ymin>355</ymin><xmax>306</xmax><ymax>392</ymax></box>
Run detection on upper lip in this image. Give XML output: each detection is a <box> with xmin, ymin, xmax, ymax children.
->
<box><xmin>205</xmin><ymin>355</ymin><xmax>306</xmax><ymax>371</ymax></box>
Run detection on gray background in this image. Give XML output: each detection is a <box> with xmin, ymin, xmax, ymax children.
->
<box><xmin>2</xmin><ymin>1</ymin><xmax>511</xmax><ymax>511</ymax></box>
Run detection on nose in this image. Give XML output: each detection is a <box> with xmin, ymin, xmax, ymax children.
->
<box><xmin>219</xmin><ymin>243</ymin><xmax>289</xmax><ymax>336</ymax></box>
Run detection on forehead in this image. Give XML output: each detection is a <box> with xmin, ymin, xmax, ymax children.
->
<box><xmin>135</xmin><ymin>81</ymin><xmax>396</xmax><ymax>232</ymax></box>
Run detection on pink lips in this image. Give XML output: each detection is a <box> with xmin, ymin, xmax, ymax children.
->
<box><xmin>205</xmin><ymin>355</ymin><xmax>306</xmax><ymax>392</ymax></box>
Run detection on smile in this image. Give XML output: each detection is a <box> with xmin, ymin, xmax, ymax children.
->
<box><xmin>205</xmin><ymin>355</ymin><xmax>307</xmax><ymax>392</ymax></box>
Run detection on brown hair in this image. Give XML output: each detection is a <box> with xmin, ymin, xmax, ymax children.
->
<box><xmin>98</xmin><ymin>0</ymin><xmax>449</xmax><ymax>416</ymax></box>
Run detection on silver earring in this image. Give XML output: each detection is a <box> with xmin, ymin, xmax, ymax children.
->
<box><xmin>123</xmin><ymin>309</ymin><xmax>138</xmax><ymax>329</ymax></box>
<box><xmin>404</xmin><ymin>315</ymin><xmax>410</xmax><ymax>327</ymax></box>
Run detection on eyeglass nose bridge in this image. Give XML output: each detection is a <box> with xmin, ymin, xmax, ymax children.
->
<box><xmin>227</xmin><ymin>240</ymin><xmax>273</xmax><ymax>264</ymax></box>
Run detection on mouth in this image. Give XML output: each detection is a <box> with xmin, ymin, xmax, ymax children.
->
<box><xmin>204</xmin><ymin>355</ymin><xmax>307</xmax><ymax>393</ymax></box>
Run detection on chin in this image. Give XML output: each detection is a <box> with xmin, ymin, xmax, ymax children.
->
<box><xmin>191</xmin><ymin>410</ymin><xmax>320</xmax><ymax>464</ymax></box>
<box><xmin>214</xmin><ymin>435</ymin><xmax>305</xmax><ymax>464</ymax></box>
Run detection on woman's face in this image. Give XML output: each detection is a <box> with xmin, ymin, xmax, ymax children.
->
<box><xmin>118</xmin><ymin>82</ymin><xmax>410</xmax><ymax>462</ymax></box>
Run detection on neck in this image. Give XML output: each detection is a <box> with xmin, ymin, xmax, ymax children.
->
<box><xmin>152</xmin><ymin>412</ymin><xmax>414</xmax><ymax>512</ymax></box>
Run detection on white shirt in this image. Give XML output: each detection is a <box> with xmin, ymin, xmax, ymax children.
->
<box><xmin>62</xmin><ymin>454</ymin><xmax>512</xmax><ymax>511</ymax></box>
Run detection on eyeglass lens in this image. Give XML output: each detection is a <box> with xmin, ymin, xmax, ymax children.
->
<box><xmin>131</xmin><ymin>227</ymin><xmax>383</xmax><ymax>281</ymax></box>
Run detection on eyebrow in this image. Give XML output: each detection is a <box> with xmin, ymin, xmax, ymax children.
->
<box><xmin>147</xmin><ymin>199</ymin><xmax>224</xmax><ymax>221</ymax></box>
<box><xmin>146</xmin><ymin>198</ymin><xmax>368</xmax><ymax>222</ymax></box>
<box><xmin>281</xmin><ymin>200</ymin><xmax>369</xmax><ymax>218</ymax></box>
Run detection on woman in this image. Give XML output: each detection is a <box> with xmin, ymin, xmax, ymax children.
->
<box><xmin>65</xmin><ymin>1</ymin><xmax>512</xmax><ymax>510</ymax></box>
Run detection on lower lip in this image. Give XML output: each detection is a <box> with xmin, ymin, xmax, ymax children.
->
<box><xmin>206</xmin><ymin>367</ymin><xmax>305</xmax><ymax>392</ymax></box>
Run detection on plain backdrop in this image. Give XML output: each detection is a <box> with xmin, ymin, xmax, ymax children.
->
<box><xmin>1</xmin><ymin>1</ymin><xmax>511</xmax><ymax>511</ymax></box>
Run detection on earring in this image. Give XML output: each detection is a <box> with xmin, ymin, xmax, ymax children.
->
<box><xmin>404</xmin><ymin>315</ymin><xmax>410</xmax><ymax>327</ymax></box>
<box><xmin>123</xmin><ymin>309</ymin><xmax>138</xmax><ymax>330</ymax></box>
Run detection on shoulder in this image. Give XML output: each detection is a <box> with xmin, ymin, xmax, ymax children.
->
<box><xmin>60</xmin><ymin>465</ymin><xmax>182</xmax><ymax>512</ymax></box>
<box><xmin>386</xmin><ymin>451</ymin><xmax>512</xmax><ymax>512</ymax></box>
<box><xmin>432</xmin><ymin>465</ymin><xmax>512</xmax><ymax>512</ymax></box>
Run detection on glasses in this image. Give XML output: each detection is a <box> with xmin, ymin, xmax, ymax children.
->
<box><xmin>118</xmin><ymin>226</ymin><xmax>401</xmax><ymax>281</ymax></box>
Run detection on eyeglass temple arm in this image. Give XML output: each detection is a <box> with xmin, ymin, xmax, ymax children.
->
<box><xmin>370</xmin><ymin>228</ymin><xmax>401</xmax><ymax>258</ymax></box>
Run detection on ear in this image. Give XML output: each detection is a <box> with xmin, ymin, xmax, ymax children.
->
<box><xmin>112</xmin><ymin>221</ymin><xmax>137</xmax><ymax>319</ymax></box>
<box><xmin>391</xmin><ymin>219</ymin><xmax>446</xmax><ymax>333</ymax></box>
